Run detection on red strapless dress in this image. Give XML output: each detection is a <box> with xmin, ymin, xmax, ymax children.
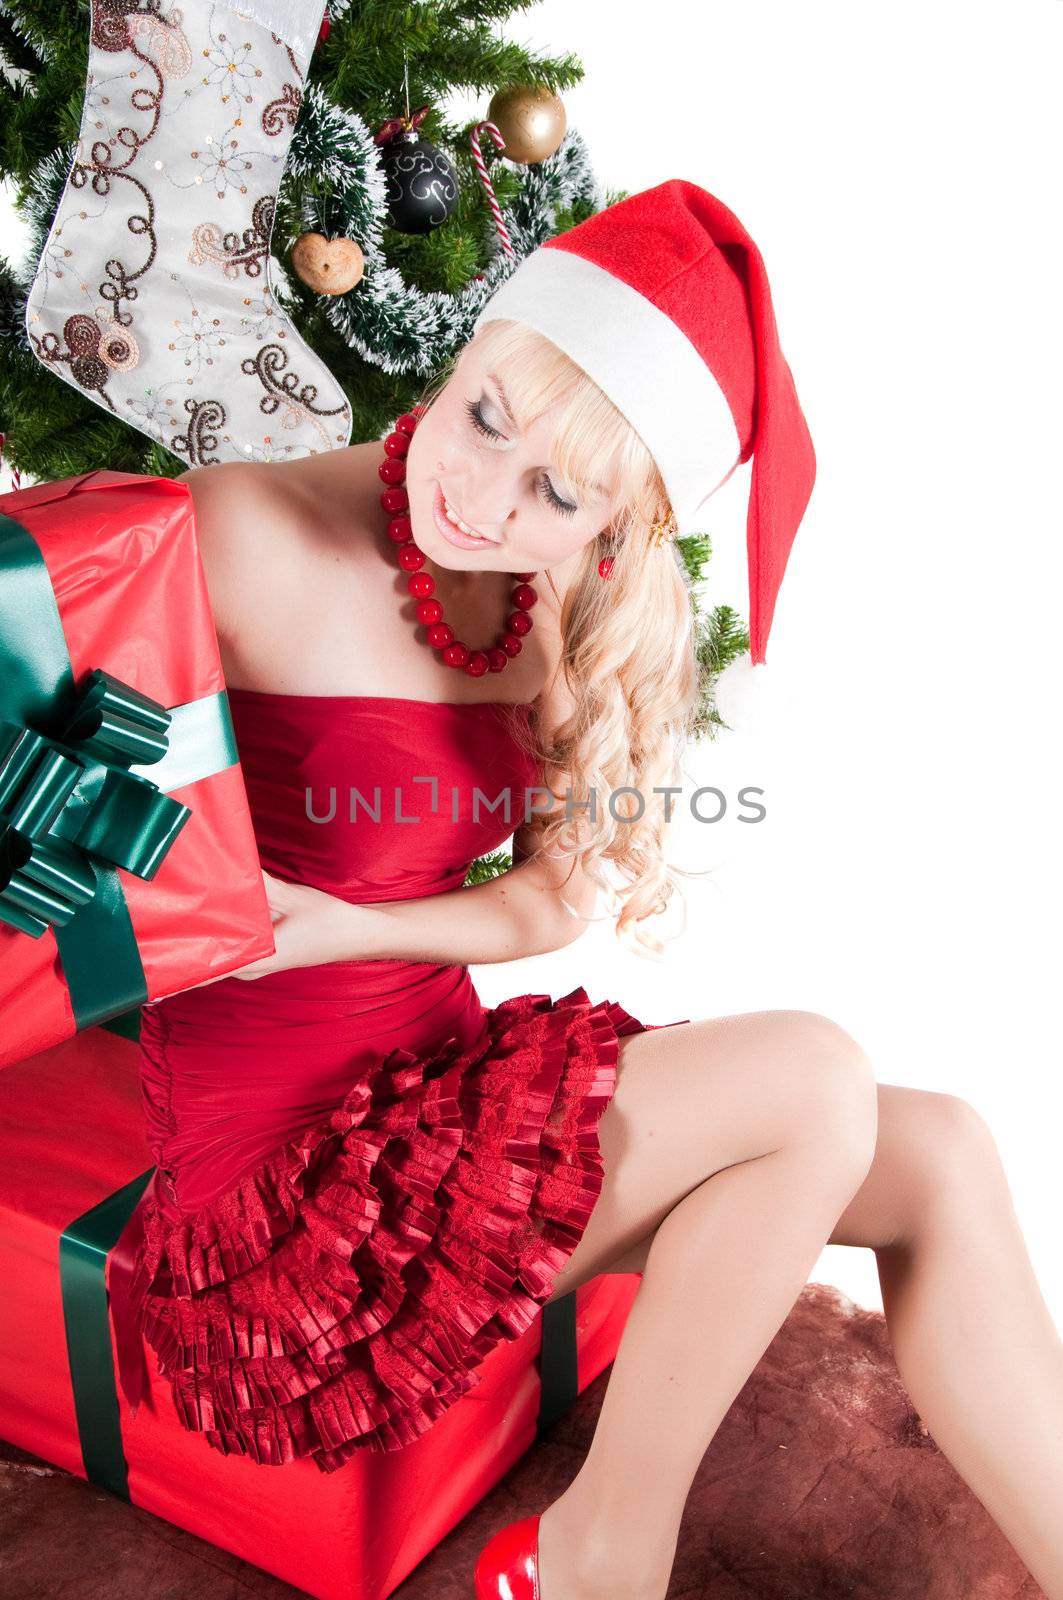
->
<box><xmin>113</xmin><ymin>688</ymin><xmax>678</xmax><ymax>1475</ymax></box>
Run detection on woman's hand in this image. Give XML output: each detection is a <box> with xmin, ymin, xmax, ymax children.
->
<box><xmin>228</xmin><ymin>869</ymin><xmax>357</xmax><ymax>980</ymax></box>
<box><xmin>182</xmin><ymin>869</ymin><xmax>376</xmax><ymax>990</ymax></box>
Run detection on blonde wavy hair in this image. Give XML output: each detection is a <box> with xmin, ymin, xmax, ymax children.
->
<box><xmin>418</xmin><ymin>316</ymin><xmax>711</xmax><ymax>960</ymax></box>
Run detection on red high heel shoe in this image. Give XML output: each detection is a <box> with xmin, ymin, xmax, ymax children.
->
<box><xmin>473</xmin><ymin>1512</ymin><xmax>542</xmax><ymax>1599</ymax></box>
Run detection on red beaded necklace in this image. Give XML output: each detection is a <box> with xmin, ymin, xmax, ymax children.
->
<box><xmin>378</xmin><ymin>406</ymin><xmax>539</xmax><ymax>679</ymax></box>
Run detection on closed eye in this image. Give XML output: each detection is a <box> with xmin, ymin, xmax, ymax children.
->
<box><xmin>465</xmin><ymin>396</ymin><xmax>505</xmax><ymax>442</ymax></box>
<box><xmin>464</xmin><ymin>397</ymin><xmax>579</xmax><ymax>519</ymax></box>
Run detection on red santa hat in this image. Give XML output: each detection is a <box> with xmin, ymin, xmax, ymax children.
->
<box><xmin>471</xmin><ymin>177</ymin><xmax>816</xmax><ymax>665</ymax></box>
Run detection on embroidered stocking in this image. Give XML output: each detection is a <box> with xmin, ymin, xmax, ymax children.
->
<box><xmin>26</xmin><ymin>0</ymin><xmax>352</xmax><ymax>465</ymax></box>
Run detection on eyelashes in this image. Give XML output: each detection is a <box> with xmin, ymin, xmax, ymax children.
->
<box><xmin>464</xmin><ymin>396</ymin><xmax>504</xmax><ymax>442</ymax></box>
<box><xmin>540</xmin><ymin>482</ymin><xmax>579</xmax><ymax>518</ymax></box>
<box><xmin>463</xmin><ymin>397</ymin><xmax>578</xmax><ymax>518</ymax></box>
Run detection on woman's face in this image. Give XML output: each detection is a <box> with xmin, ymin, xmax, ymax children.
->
<box><xmin>404</xmin><ymin>337</ymin><xmax>621</xmax><ymax>577</ymax></box>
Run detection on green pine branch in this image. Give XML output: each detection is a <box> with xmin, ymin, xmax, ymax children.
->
<box><xmin>689</xmin><ymin>603</ymin><xmax>750</xmax><ymax>741</ymax></box>
<box><xmin>462</xmin><ymin>847</ymin><xmax>512</xmax><ymax>886</ymax></box>
<box><xmin>0</xmin><ymin>12</ymin><xmax>44</xmax><ymax>75</ymax></box>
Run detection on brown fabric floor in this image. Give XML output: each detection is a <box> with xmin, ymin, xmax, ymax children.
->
<box><xmin>0</xmin><ymin>1282</ymin><xmax>1044</xmax><ymax>1599</ymax></box>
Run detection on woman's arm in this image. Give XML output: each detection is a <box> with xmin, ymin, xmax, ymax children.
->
<box><xmin>351</xmin><ymin>827</ymin><xmax>599</xmax><ymax>965</ymax></box>
<box><xmin>211</xmin><ymin>837</ymin><xmax>598</xmax><ymax>988</ymax></box>
<box><xmin>192</xmin><ymin>840</ymin><xmax>598</xmax><ymax>989</ymax></box>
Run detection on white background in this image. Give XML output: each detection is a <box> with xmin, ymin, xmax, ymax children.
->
<box><xmin>4</xmin><ymin>0</ymin><xmax>1062</xmax><ymax>1321</ymax></box>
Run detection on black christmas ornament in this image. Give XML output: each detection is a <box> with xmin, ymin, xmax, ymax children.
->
<box><xmin>374</xmin><ymin>105</ymin><xmax>459</xmax><ymax>236</ymax></box>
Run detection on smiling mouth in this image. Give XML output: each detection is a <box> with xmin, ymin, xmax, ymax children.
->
<box><xmin>440</xmin><ymin>491</ymin><xmax>497</xmax><ymax>543</ymax></box>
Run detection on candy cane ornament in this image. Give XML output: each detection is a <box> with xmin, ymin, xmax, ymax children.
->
<box><xmin>469</xmin><ymin>121</ymin><xmax>515</xmax><ymax>261</ymax></box>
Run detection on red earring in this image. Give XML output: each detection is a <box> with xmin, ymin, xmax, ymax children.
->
<box><xmin>598</xmin><ymin>556</ymin><xmax>614</xmax><ymax>580</ymax></box>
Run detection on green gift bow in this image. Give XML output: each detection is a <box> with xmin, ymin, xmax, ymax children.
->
<box><xmin>0</xmin><ymin>666</ymin><xmax>192</xmax><ymax>937</ymax></box>
<box><xmin>0</xmin><ymin>506</ymin><xmax>239</xmax><ymax>1029</ymax></box>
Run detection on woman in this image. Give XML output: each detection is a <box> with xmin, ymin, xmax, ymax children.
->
<box><xmin>117</xmin><ymin>181</ymin><xmax>1063</xmax><ymax>1600</ymax></box>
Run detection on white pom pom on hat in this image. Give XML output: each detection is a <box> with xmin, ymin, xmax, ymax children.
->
<box><xmin>472</xmin><ymin>177</ymin><xmax>817</xmax><ymax>665</ymax></box>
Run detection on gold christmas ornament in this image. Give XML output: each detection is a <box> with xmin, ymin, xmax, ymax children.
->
<box><xmin>486</xmin><ymin>84</ymin><xmax>567</xmax><ymax>165</ymax></box>
<box><xmin>290</xmin><ymin>232</ymin><xmax>365</xmax><ymax>296</ymax></box>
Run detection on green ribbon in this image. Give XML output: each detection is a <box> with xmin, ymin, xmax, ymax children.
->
<box><xmin>99</xmin><ymin>1007</ymin><xmax>143</xmax><ymax>1043</ymax></box>
<box><xmin>59</xmin><ymin>1165</ymin><xmax>154</xmax><ymax>1500</ymax></box>
<box><xmin>536</xmin><ymin>1293</ymin><xmax>579</xmax><ymax>1438</ymax></box>
<box><xmin>0</xmin><ymin>509</ymin><xmax>239</xmax><ymax>1028</ymax></box>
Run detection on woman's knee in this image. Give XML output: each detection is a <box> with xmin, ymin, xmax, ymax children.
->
<box><xmin>904</xmin><ymin>1091</ymin><xmax>1004</xmax><ymax>1225</ymax></box>
<box><xmin>782</xmin><ymin>1010</ymin><xmax>879</xmax><ymax>1189</ymax></box>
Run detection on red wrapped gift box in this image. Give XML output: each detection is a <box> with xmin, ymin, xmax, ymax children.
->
<box><xmin>0</xmin><ymin>469</ymin><xmax>275</xmax><ymax>1068</ymax></box>
<box><xmin>0</xmin><ymin>1021</ymin><xmax>641</xmax><ymax>1600</ymax></box>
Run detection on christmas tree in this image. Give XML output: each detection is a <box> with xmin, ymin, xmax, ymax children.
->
<box><xmin>0</xmin><ymin>0</ymin><xmax>749</xmax><ymax>888</ymax></box>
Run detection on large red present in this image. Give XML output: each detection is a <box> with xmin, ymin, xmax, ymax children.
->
<box><xmin>0</xmin><ymin>469</ymin><xmax>275</xmax><ymax>1067</ymax></box>
<box><xmin>0</xmin><ymin>1020</ymin><xmax>641</xmax><ymax>1600</ymax></box>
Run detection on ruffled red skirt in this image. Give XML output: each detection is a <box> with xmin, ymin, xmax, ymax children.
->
<box><xmin>123</xmin><ymin>986</ymin><xmax>658</xmax><ymax>1474</ymax></box>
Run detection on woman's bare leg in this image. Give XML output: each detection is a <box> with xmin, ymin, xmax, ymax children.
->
<box><xmin>532</xmin><ymin>1011</ymin><xmax>879</xmax><ymax>1600</ymax></box>
<box><xmin>823</xmin><ymin>1085</ymin><xmax>1063</xmax><ymax>1599</ymax></box>
<box><xmin>542</xmin><ymin>1078</ymin><xmax>1063</xmax><ymax>1600</ymax></box>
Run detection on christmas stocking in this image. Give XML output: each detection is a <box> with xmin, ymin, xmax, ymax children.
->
<box><xmin>25</xmin><ymin>0</ymin><xmax>352</xmax><ymax>465</ymax></box>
